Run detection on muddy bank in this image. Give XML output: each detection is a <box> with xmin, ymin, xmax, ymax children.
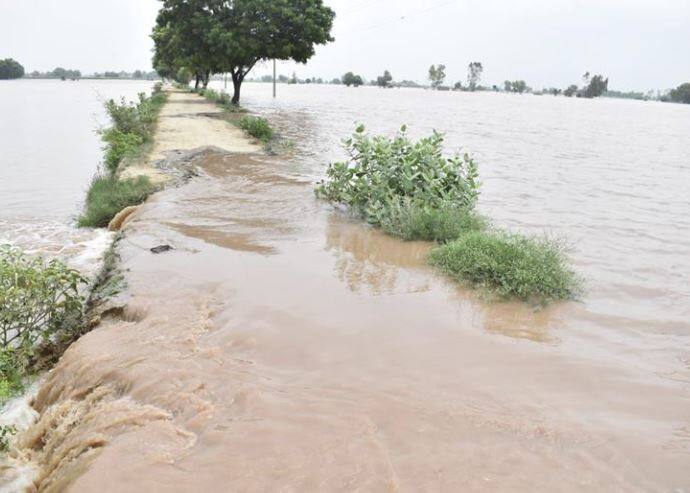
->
<box><xmin>10</xmin><ymin>92</ymin><xmax>690</xmax><ymax>491</ymax></box>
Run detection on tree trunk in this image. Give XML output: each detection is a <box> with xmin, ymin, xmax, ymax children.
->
<box><xmin>194</xmin><ymin>74</ymin><xmax>200</xmax><ymax>90</ymax></box>
<box><xmin>231</xmin><ymin>73</ymin><xmax>243</xmax><ymax>105</ymax></box>
<box><xmin>202</xmin><ymin>70</ymin><xmax>210</xmax><ymax>89</ymax></box>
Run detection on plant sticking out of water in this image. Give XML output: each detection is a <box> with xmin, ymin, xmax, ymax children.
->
<box><xmin>316</xmin><ymin>125</ymin><xmax>581</xmax><ymax>303</ymax></box>
<box><xmin>0</xmin><ymin>246</ymin><xmax>86</xmax><ymax>405</ymax></box>
<box><xmin>429</xmin><ymin>231</ymin><xmax>582</xmax><ymax>302</ymax></box>
<box><xmin>239</xmin><ymin>115</ymin><xmax>274</xmax><ymax>142</ymax></box>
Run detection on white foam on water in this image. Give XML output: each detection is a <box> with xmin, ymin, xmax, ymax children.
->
<box><xmin>0</xmin><ymin>381</ymin><xmax>42</xmax><ymax>492</ymax></box>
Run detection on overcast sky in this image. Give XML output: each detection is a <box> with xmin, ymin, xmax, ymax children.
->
<box><xmin>2</xmin><ymin>0</ymin><xmax>689</xmax><ymax>91</ymax></box>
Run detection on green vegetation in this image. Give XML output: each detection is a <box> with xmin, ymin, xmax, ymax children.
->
<box><xmin>505</xmin><ymin>80</ymin><xmax>528</xmax><ymax>93</ymax></box>
<box><xmin>316</xmin><ymin>125</ymin><xmax>480</xmax><ymax>227</ymax></box>
<box><xmin>78</xmin><ymin>175</ymin><xmax>155</xmax><ymax>228</ymax></box>
<box><xmin>669</xmin><ymin>83</ymin><xmax>690</xmax><ymax>104</ymax></box>
<box><xmin>317</xmin><ymin>125</ymin><xmax>581</xmax><ymax>304</ymax></box>
<box><xmin>79</xmin><ymin>90</ymin><xmax>165</xmax><ymax>228</ymax></box>
<box><xmin>428</xmin><ymin>64</ymin><xmax>447</xmax><ymax>89</ymax></box>
<box><xmin>152</xmin><ymin>0</ymin><xmax>335</xmax><ymax>104</ymax></box>
<box><xmin>381</xmin><ymin>200</ymin><xmax>487</xmax><ymax>243</ymax></box>
<box><xmin>0</xmin><ymin>58</ymin><xmax>24</xmax><ymax>79</ymax></box>
<box><xmin>239</xmin><ymin>115</ymin><xmax>274</xmax><ymax>142</ymax></box>
<box><xmin>343</xmin><ymin>72</ymin><xmax>364</xmax><ymax>87</ymax></box>
<box><xmin>580</xmin><ymin>73</ymin><xmax>609</xmax><ymax>98</ymax></box>
<box><xmin>1</xmin><ymin>246</ymin><xmax>86</xmax><ymax>405</ymax></box>
<box><xmin>376</xmin><ymin>70</ymin><xmax>393</xmax><ymax>88</ymax></box>
<box><xmin>429</xmin><ymin>231</ymin><xmax>580</xmax><ymax>302</ymax></box>
<box><xmin>467</xmin><ymin>62</ymin><xmax>483</xmax><ymax>91</ymax></box>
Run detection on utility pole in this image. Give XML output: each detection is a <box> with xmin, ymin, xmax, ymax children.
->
<box><xmin>273</xmin><ymin>59</ymin><xmax>277</xmax><ymax>98</ymax></box>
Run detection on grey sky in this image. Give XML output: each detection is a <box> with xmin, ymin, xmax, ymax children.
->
<box><xmin>2</xmin><ymin>0</ymin><xmax>689</xmax><ymax>91</ymax></box>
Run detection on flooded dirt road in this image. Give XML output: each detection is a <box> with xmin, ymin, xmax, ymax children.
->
<box><xmin>12</xmin><ymin>90</ymin><xmax>690</xmax><ymax>491</ymax></box>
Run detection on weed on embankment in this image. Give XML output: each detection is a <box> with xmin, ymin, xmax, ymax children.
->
<box><xmin>79</xmin><ymin>88</ymin><xmax>164</xmax><ymax>228</ymax></box>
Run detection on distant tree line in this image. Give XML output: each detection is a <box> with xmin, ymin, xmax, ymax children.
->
<box><xmin>0</xmin><ymin>58</ymin><xmax>25</xmax><ymax>79</ymax></box>
<box><xmin>26</xmin><ymin>67</ymin><xmax>82</xmax><ymax>80</ymax></box>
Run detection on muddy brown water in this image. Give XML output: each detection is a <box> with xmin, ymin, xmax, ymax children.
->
<box><xmin>2</xmin><ymin>83</ymin><xmax>690</xmax><ymax>490</ymax></box>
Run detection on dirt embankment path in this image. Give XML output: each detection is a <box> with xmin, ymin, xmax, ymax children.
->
<box><xmin>120</xmin><ymin>89</ymin><xmax>260</xmax><ymax>183</ymax></box>
<box><xmin>12</xmin><ymin>89</ymin><xmax>690</xmax><ymax>492</ymax></box>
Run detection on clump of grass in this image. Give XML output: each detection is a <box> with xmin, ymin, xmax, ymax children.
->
<box><xmin>380</xmin><ymin>200</ymin><xmax>487</xmax><ymax>242</ymax></box>
<box><xmin>429</xmin><ymin>230</ymin><xmax>581</xmax><ymax>302</ymax></box>
<box><xmin>239</xmin><ymin>115</ymin><xmax>274</xmax><ymax>142</ymax></box>
<box><xmin>78</xmin><ymin>174</ymin><xmax>156</xmax><ymax>228</ymax></box>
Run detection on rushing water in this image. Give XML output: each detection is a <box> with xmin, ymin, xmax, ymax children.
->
<box><xmin>0</xmin><ymin>79</ymin><xmax>155</xmax><ymax>274</ymax></box>
<box><xmin>2</xmin><ymin>83</ymin><xmax>690</xmax><ymax>490</ymax></box>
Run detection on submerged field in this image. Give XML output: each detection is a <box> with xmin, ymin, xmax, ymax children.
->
<box><xmin>1</xmin><ymin>81</ymin><xmax>689</xmax><ymax>490</ymax></box>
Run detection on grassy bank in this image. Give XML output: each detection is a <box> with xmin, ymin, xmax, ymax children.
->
<box><xmin>187</xmin><ymin>86</ymin><xmax>276</xmax><ymax>144</ymax></box>
<box><xmin>79</xmin><ymin>84</ymin><xmax>166</xmax><ymax>228</ymax></box>
<box><xmin>316</xmin><ymin>125</ymin><xmax>581</xmax><ymax>303</ymax></box>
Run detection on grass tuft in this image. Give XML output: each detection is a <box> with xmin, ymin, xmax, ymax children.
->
<box><xmin>239</xmin><ymin>115</ymin><xmax>274</xmax><ymax>142</ymax></box>
<box><xmin>78</xmin><ymin>175</ymin><xmax>156</xmax><ymax>228</ymax></box>
<box><xmin>380</xmin><ymin>200</ymin><xmax>487</xmax><ymax>242</ymax></box>
<box><xmin>429</xmin><ymin>230</ymin><xmax>581</xmax><ymax>302</ymax></box>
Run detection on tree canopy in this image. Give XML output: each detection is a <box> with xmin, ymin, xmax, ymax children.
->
<box><xmin>669</xmin><ymin>83</ymin><xmax>690</xmax><ymax>104</ymax></box>
<box><xmin>342</xmin><ymin>72</ymin><xmax>364</xmax><ymax>87</ymax></box>
<box><xmin>376</xmin><ymin>70</ymin><xmax>393</xmax><ymax>88</ymax></box>
<box><xmin>0</xmin><ymin>58</ymin><xmax>24</xmax><ymax>80</ymax></box>
<box><xmin>153</xmin><ymin>0</ymin><xmax>335</xmax><ymax>103</ymax></box>
<box><xmin>467</xmin><ymin>62</ymin><xmax>483</xmax><ymax>91</ymax></box>
<box><xmin>428</xmin><ymin>64</ymin><xmax>446</xmax><ymax>89</ymax></box>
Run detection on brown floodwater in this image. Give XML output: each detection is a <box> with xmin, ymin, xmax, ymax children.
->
<box><xmin>3</xmin><ymin>84</ymin><xmax>690</xmax><ymax>491</ymax></box>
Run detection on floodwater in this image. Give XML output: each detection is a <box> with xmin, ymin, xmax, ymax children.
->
<box><xmin>3</xmin><ymin>83</ymin><xmax>690</xmax><ymax>491</ymax></box>
<box><xmin>0</xmin><ymin>79</ymin><xmax>155</xmax><ymax>274</ymax></box>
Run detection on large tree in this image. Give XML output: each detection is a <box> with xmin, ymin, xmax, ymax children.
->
<box><xmin>467</xmin><ymin>62</ymin><xmax>482</xmax><ymax>91</ymax></box>
<box><xmin>669</xmin><ymin>83</ymin><xmax>690</xmax><ymax>104</ymax></box>
<box><xmin>428</xmin><ymin>64</ymin><xmax>446</xmax><ymax>89</ymax></box>
<box><xmin>0</xmin><ymin>58</ymin><xmax>25</xmax><ymax>79</ymax></box>
<box><xmin>152</xmin><ymin>0</ymin><xmax>221</xmax><ymax>88</ymax></box>
<box><xmin>210</xmin><ymin>0</ymin><xmax>335</xmax><ymax>103</ymax></box>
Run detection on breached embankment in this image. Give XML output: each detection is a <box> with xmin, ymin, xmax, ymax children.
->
<box><xmin>8</xmin><ymin>89</ymin><xmax>690</xmax><ymax>492</ymax></box>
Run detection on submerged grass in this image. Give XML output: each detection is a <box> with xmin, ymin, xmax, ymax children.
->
<box><xmin>429</xmin><ymin>230</ymin><xmax>581</xmax><ymax>302</ymax></box>
<box><xmin>78</xmin><ymin>175</ymin><xmax>155</xmax><ymax>228</ymax></box>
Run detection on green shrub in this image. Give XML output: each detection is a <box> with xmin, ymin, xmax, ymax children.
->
<box><xmin>102</xmin><ymin>129</ymin><xmax>144</xmax><ymax>174</ymax></box>
<box><xmin>239</xmin><ymin>116</ymin><xmax>274</xmax><ymax>142</ymax></box>
<box><xmin>429</xmin><ymin>231</ymin><xmax>581</xmax><ymax>302</ymax></box>
<box><xmin>0</xmin><ymin>246</ymin><xmax>86</xmax><ymax>350</ymax></box>
<box><xmin>0</xmin><ymin>349</ymin><xmax>27</xmax><ymax>403</ymax></box>
<box><xmin>316</xmin><ymin>125</ymin><xmax>480</xmax><ymax>227</ymax></box>
<box><xmin>100</xmin><ymin>92</ymin><xmax>166</xmax><ymax>175</ymax></box>
<box><xmin>78</xmin><ymin>174</ymin><xmax>156</xmax><ymax>228</ymax></box>
<box><xmin>380</xmin><ymin>200</ymin><xmax>487</xmax><ymax>242</ymax></box>
<box><xmin>0</xmin><ymin>425</ymin><xmax>17</xmax><ymax>453</ymax></box>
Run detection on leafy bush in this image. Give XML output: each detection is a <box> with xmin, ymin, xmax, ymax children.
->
<box><xmin>429</xmin><ymin>231</ymin><xmax>581</xmax><ymax>302</ymax></box>
<box><xmin>78</xmin><ymin>174</ymin><xmax>156</xmax><ymax>228</ymax></box>
<box><xmin>0</xmin><ymin>349</ymin><xmax>26</xmax><ymax>402</ymax></box>
<box><xmin>101</xmin><ymin>92</ymin><xmax>166</xmax><ymax>175</ymax></box>
<box><xmin>239</xmin><ymin>116</ymin><xmax>274</xmax><ymax>142</ymax></box>
<box><xmin>1</xmin><ymin>246</ymin><xmax>85</xmax><ymax>349</ymax></box>
<box><xmin>102</xmin><ymin>129</ymin><xmax>144</xmax><ymax>174</ymax></box>
<box><xmin>316</xmin><ymin>125</ymin><xmax>480</xmax><ymax>227</ymax></box>
<box><xmin>380</xmin><ymin>200</ymin><xmax>487</xmax><ymax>242</ymax></box>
